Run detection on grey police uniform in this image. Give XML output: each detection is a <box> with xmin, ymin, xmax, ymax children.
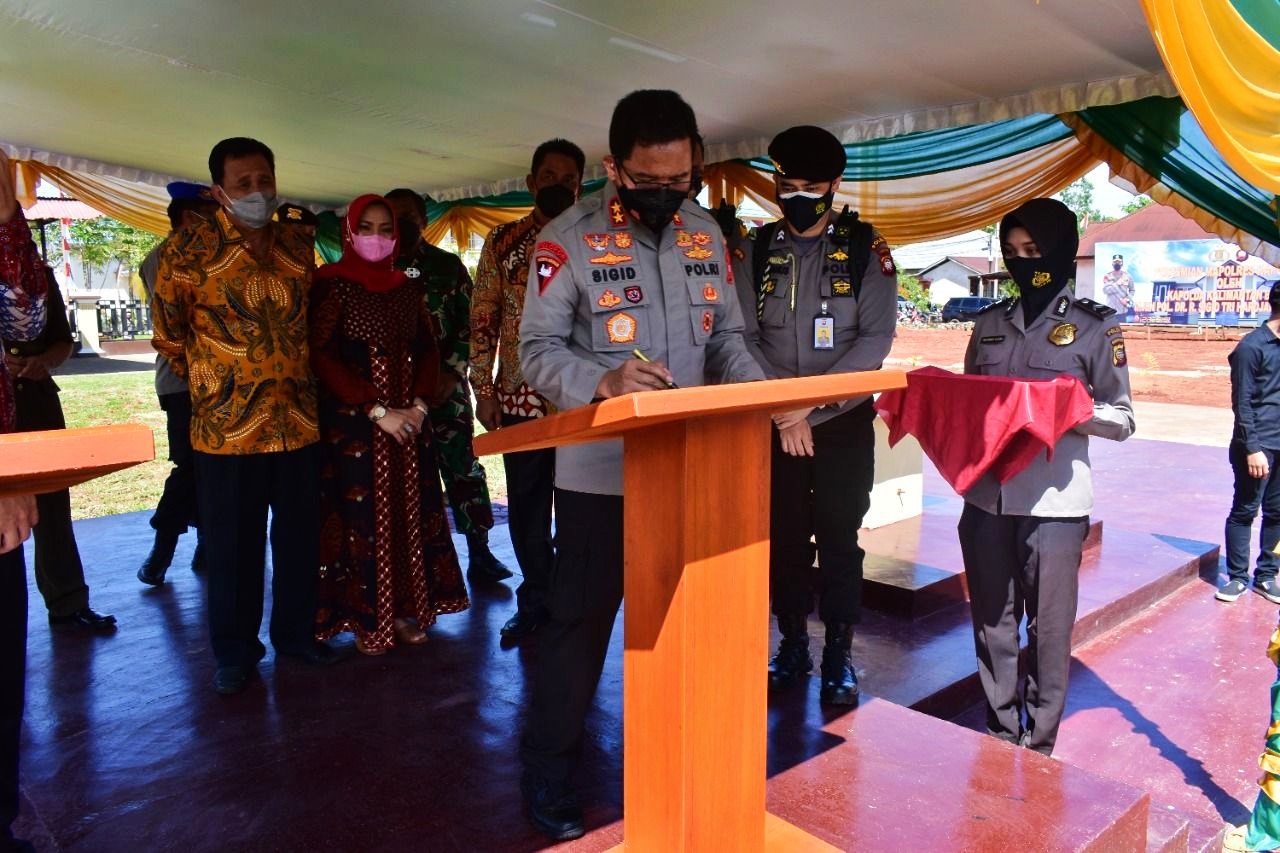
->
<box><xmin>959</xmin><ymin>293</ymin><xmax>1134</xmax><ymax>755</ymax></box>
<box><xmin>518</xmin><ymin>189</ymin><xmax>763</xmax><ymax>784</ymax></box>
<box><xmin>734</xmin><ymin>220</ymin><xmax>897</xmax><ymax>627</ymax></box>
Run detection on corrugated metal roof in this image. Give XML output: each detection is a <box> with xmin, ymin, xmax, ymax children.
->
<box><xmin>21</xmin><ymin>198</ymin><xmax>102</xmax><ymax>220</ymax></box>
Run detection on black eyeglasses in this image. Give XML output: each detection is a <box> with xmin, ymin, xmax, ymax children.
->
<box><xmin>619</xmin><ymin>163</ymin><xmax>691</xmax><ymax>193</ymax></box>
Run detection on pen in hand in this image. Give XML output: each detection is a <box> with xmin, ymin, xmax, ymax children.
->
<box><xmin>632</xmin><ymin>348</ymin><xmax>679</xmax><ymax>389</ymax></box>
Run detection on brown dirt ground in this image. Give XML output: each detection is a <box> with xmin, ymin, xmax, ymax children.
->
<box><xmin>889</xmin><ymin>325</ymin><xmax>1241</xmax><ymax>410</ymax></box>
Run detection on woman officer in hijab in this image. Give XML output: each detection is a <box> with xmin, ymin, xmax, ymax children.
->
<box><xmin>957</xmin><ymin>197</ymin><xmax>1135</xmax><ymax>756</ymax></box>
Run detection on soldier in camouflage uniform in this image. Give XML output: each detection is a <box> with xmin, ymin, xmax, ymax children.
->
<box><xmin>385</xmin><ymin>189</ymin><xmax>511</xmax><ymax>584</ymax></box>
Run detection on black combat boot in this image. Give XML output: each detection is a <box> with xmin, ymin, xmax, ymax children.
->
<box><xmin>466</xmin><ymin>529</ymin><xmax>513</xmax><ymax>584</ymax></box>
<box><xmin>819</xmin><ymin>622</ymin><xmax>858</xmax><ymax>705</ymax></box>
<box><xmin>768</xmin><ymin>614</ymin><xmax>813</xmax><ymax>691</ymax></box>
<box><xmin>137</xmin><ymin>530</ymin><xmax>179</xmax><ymax>586</ymax></box>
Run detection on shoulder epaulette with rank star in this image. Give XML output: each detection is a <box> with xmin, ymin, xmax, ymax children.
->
<box><xmin>1074</xmin><ymin>298</ymin><xmax>1117</xmax><ymax>320</ymax></box>
<box><xmin>980</xmin><ymin>298</ymin><xmax>1012</xmax><ymax>315</ymax></box>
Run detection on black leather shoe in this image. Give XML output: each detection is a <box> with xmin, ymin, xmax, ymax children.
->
<box><xmin>137</xmin><ymin>530</ymin><xmax>179</xmax><ymax>585</ymax></box>
<box><xmin>49</xmin><ymin>607</ymin><xmax>117</xmax><ymax>630</ymax></box>
<box><xmin>276</xmin><ymin>641</ymin><xmax>339</xmax><ymax>666</ymax></box>
<box><xmin>818</xmin><ymin>646</ymin><xmax>859</xmax><ymax>705</ymax></box>
<box><xmin>500</xmin><ymin>609</ymin><xmax>542</xmax><ymax>643</ymax></box>
<box><xmin>213</xmin><ymin>665</ymin><xmax>250</xmax><ymax>695</ymax></box>
<box><xmin>521</xmin><ymin>772</ymin><xmax>585</xmax><ymax>841</ymax></box>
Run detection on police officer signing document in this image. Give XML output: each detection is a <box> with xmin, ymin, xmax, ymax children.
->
<box><xmin>517</xmin><ymin>90</ymin><xmax>764</xmax><ymax>841</ymax></box>
<box><xmin>960</xmin><ymin>198</ymin><xmax>1134</xmax><ymax>757</ymax></box>
<box><xmin>736</xmin><ymin>126</ymin><xmax>898</xmax><ymax>706</ymax></box>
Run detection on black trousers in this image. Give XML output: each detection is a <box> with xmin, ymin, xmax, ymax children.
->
<box><xmin>769</xmin><ymin>402</ymin><xmax>876</xmax><ymax>626</ymax></box>
<box><xmin>501</xmin><ymin>413</ymin><xmax>555</xmax><ymax>616</ymax></box>
<box><xmin>958</xmin><ymin>503</ymin><xmax>1087</xmax><ymax>756</ymax></box>
<box><xmin>150</xmin><ymin>391</ymin><xmax>199</xmax><ymax>536</ymax></box>
<box><xmin>520</xmin><ymin>489</ymin><xmax>623</xmax><ymax>784</ymax></box>
<box><xmin>14</xmin><ymin>380</ymin><xmax>88</xmax><ymax>617</ymax></box>
<box><xmin>1225</xmin><ymin>443</ymin><xmax>1280</xmax><ymax>584</ymax></box>
<box><xmin>194</xmin><ymin>446</ymin><xmax>321</xmax><ymax>668</ymax></box>
<box><xmin>0</xmin><ymin>548</ymin><xmax>27</xmax><ymax>842</ymax></box>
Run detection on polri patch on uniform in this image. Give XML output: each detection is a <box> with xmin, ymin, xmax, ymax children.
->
<box><xmin>608</xmin><ymin>197</ymin><xmax>627</xmax><ymax>227</ymax></box>
<box><xmin>624</xmin><ymin>286</ymin><xmax>643</xmax><ymax>304</ymax></box>
<box><xmin>675</xmin><ymin>230</ymin><xmax>693</xmax><ymax>248</ymax></box>
<box><xmin>1031</xmin><ymin>271</ymin><xmax>1053</xmax><ymax>288</ymax></box>
<box><xmin>614</xmin><ymin>232</ymin><xmax>633</xmax><ymax>249</ymax></box>
<box><xmin>605</xmin><ymin>311</ymin><xmax>637</xmax><ymax>344</ymax></box>
<box><xmin>583</xmin><ymin>233</ymin><xmax>610</xmax><ymax>251</ymax></box>
<box><xmin>1105</xmin><ymin>326</ymin><xmax>1123</xmax><ymax>337</ymax></box>
<box><xmin>827</xmin><ymin>248</ymin><xmax>849</xmax><ymax>262</ymax></box>
<box><xmin>597</xmin><ymin>289</ymin><xmax>622</xmax><ymax>309</ymax></box>
<box><xmin>762</xmin><ymin>279</ymin><xmax>777</xmax><ymax>295</ymax></box>
<box><xmin>534</xmin><ymin>242</ymin><xmax>569</xmax><ymax>295</ymax></box>
<box><xmin>691</xmin><ymin>231</ymin><xmax>713</xmax><ymax>246</ymax></box>
<box><xmin>684</xmin><ymin>246</ymin><xmax>714</xmax><ymax>261</ymax></box>
<box><xmin>872</xmin><ymin>236</ymin><xmax>895</xmax><ymax>276</ymax></box>
<box><xmin>1054</xmin><ymin>296</ymin><xmax>1070</xmax><ymax>317</ymax></box>
<box><xmin>1111</xmin><ymin>337</ymin><xmax>1127</xmax><ymax>366</ymax></box>
<box><xmin>980</xmin><ymin>335</ymin><xmax>1006</xmax><ymax>345</ymax></box>
<box><xmin>702</xmin><ymin>309</ymin><xmax>714</xmax><ymax>334</ymax></box>
<box><xmin>672</xmin><ymin>212</ymin><xmax>684</xmax><ymax>227</ymax></box>
<box><xmin>831</xmin><ymin>279</ymin><xmax>852</xmax><ymax>296</ymax></box>
<box><xmin>702</xmin><ymin>283</ymin><xmax>719</xmax><ymax>302</ymax></box>
<box><xmin>723</xmin><ymin>244</ymin><xmax>735</xmax><ymax>285</ymax></box>
<box><xmin>589</xmin><ymin>250</ymin><xmax>634</xmax><ymax>266</ymax></box>
<box><xmin>1048</xmin><ymin>322</ymin><xmax>1077</xmax><ymax>346</ymax></box>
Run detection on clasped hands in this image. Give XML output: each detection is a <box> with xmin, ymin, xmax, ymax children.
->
<box><xmin>375</xmin><ymin>398</ymin><xmax>429</xmax><ymax>446</ymax></box>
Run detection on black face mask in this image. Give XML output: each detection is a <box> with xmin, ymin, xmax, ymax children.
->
<box><xmin>777</xmin><ymin>188</ymin><xmax>835</xmax><ymax>233</ymax></box>
<box><xmin>396</xmin><ymin>217</ymin><xmax>423</xmax><ymax>257</ymax></box>
<box><xmin>1005</xmin><ymin>255</ymin><xmax>1074</xmax><ymax>322</ymax></box>
<box><xmin>535</xmin><ymin>184</ymin><xmax>576</xmax><ymax>220</ymax></box>
<box><xmin>616</xmin><ymin>184</ymin><xmax>685</xmax><ymax>233</ymax></box>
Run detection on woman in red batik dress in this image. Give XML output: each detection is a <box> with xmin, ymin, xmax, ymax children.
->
<box><xmin>310</xmin><ymin>194</ymin><xmax>469</xmax><ymax>654</ymax></box>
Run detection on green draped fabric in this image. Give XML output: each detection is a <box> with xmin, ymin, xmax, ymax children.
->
<box><xmin>424</xmin><ymin>177</ymin><xmax>608</xmax><ymax>222</ymax></box>
<box><xmin>1074</xmin><ymin>97</ymin><xmax>1280</xmax><ymax>249</ymax></box>
<box><xmin>742</xmin><ymin>115</ymin><xmax>1076</xmax><ymax>181</ymax></box>
<box><xmin>1230</xmin><ymin>0</ymin><xmax>1280</xmax><ymax>52</ymax></box>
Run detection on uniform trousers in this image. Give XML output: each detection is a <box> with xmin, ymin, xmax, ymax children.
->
<box><xmin>0</xmin><ymin>548</ymin><xmax>26</xmax><ymax>843</ymax></box>
<box><xmin>769</xmin><ymin>402</ymin><xmax>875</xmax><ymax>626</ymax></box>
<box><xmin>520</xmin><ymin>489</ymin><xmax>623</xmax><ymax>784</ymax></box>
<box><xmin>1225</xmin><ymin>443</ymin><xmax>1280</xmax><ymax>584</ymax></box>
<box><xmin>501</xmin><ymin>413</ymin><xmax>555</xmax><ymax>616</ymax></box>
<box><xmin>194</xmin><ymin>445</ymin><xmax>320</xmax><ymax>668</ymax></box>
<box><xmin>428</xmin><ymin>380</ymin><xmax>495</xmax><ymax>536</ymax></box>
<box><xmin>149</xmin><ymin>391</ymin><xmax>199</xmax><ymax>536</ymax></box>
<box><xmin>13</xmin><ymin>379</ymin><xmax>88</xmax><ymax>618</ymax></box>
<box><xmin>958</xmin><ymin>503</ymin><xmax>1087</xmax><ymax>755</ymax></box>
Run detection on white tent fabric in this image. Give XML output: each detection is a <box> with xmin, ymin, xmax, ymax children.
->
<box><xmin>0</xmin><ymin>0</ymin><xmax>1171</xmax><ymax>205</ymax></box>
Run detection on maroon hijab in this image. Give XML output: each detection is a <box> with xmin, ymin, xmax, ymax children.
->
<box><xmin>316</xmin><ymin>194</ymin><xmax>407</xmax><ymax>293</ymax></box>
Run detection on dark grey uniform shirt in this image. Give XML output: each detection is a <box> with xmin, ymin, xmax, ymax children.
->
<box><xmin>520</xmin><ymin>191</ymin><xmax>764</xmax><ymax>495</ymax></box>
<box><xmin>963</xmin><ymin>295</ymin><xmax>1135</xmax><ymax>517</ymax></box>
<box><xmin>733</xmin><ymin>219</ymin><xmax>897</xmax><ymax>425</ymax></box>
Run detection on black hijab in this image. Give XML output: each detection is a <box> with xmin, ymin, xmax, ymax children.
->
<box><xmin>999</xmin><ymin>198</ymin><xmax>1079</xmax><ymax>323</ymax></box>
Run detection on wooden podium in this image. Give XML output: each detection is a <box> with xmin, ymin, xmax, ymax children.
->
<box><xmin>474</xmin><ymin>370</ymin><xmax>907</xmax><ymax>851</ymax></box>
<box><xmin>0</xmin><ymin>424</ymin><xmax>155</xmax><ymax>497</ymax></box>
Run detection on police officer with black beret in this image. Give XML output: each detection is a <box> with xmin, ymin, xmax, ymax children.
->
<box><xmin>735</xmin><ymin>125</ymin><xmax>898</xmax><ymax>705</ymax></box>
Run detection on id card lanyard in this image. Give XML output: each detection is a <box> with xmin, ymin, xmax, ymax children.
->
<box><xmin>813</xmin><ymin>283</ymin><xmax>834</xmax><ymax>350</ymax></box>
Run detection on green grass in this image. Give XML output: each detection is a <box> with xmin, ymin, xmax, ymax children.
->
<box><xmin>56</xmin><ymin>369</ymin><xmax>510</xmax><ymax>520</ymax></box>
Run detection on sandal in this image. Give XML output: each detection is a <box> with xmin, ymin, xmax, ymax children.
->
<box><xmin>394</xmin><ymin>618</ymin><xmax>428</xmax><ymax>645</ymax></box>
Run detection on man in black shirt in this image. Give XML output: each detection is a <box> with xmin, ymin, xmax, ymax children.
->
<box><xmin>1218</xmin><ymin>283</ymin><xmax>1280</xmax><ymax>603</ymax></box>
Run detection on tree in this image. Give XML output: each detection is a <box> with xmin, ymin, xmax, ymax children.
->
<box><xmin>47</xmin><ymin>217</ymin><xmax>160</xmax><ymax>288</ymax></box>
<box><xmin>897</xmin><ymin>273</ymin><xmax>929</xmax><ymax>309</ymax></box>
<box><xmin>1055</xmin><ymin>177</ymin><xmax>1111</xmax><ymax>233</ymax></box>
<box><xmin>1121</xmin><ymin>195</ymin><xmax>1153</xmax><ymax>216</ymax></box>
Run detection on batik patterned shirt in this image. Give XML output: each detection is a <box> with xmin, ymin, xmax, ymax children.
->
<box><xmin>0</xmin><ymin>212</ymin><xmax>49</xmax><ymax>431</ymax></box>
<box><xmin>153</xmin><ymin>208</ymin><xmax>319</xmax><ymax>455</ymax></box>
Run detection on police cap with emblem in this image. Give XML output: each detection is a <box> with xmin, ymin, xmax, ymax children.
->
<box><xmin>166</xmin><ymin>181</ymin><xmax>213</xmax><ymax>201</ymax></box>
<box><xmin>1111</xmin><ymin>254</ymin><xmax>1124</xmax><ymax>262</ymax></box>
<box><xmin>768</xmin><ymin>125</ymin><xmax>846</xmax><ymax>182</ymax></box>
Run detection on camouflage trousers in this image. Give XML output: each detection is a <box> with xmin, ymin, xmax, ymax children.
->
<box><xmin>429</xmin><ymin>379</ymin><xmax>495</xmax><ymax>536</ymax></box>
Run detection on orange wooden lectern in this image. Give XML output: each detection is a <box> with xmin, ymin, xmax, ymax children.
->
<box><xmin>474</xmin><ymin>370</ymin><xmax>907</xmax><ymax>851</ymax></box>
<box><xmin>0</xmin><ymin>423</ymin><xmax>155</xmax><ymax>498</ymax></box>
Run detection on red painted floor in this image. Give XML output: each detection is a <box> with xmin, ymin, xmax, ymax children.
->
<box><xmin>9</xmin><ymin>434</ymin><xmax>1266</xmax><ymax>851</ymax></box>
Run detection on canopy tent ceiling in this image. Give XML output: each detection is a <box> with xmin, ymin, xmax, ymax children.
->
<box><xmin>0</xmin><ymin>0</ymin><xmax>1173</xmax><ymax>205</ymax></box>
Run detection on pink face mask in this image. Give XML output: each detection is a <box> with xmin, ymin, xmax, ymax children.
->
<box><xmin>351</xmin><ymin>232</ymin><xmax>396</xmax><ymax>262</ymax></box>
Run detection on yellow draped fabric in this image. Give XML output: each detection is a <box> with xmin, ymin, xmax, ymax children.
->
<box><xmin>423</xmin><ymin>205</ymin><xmax>530</xmax><ymax>251</ymax></box>
<box><xmin>706</xmin><ymin>140</ymin><xmax>1096</xmax><ymax>246</ymax></box>
<box><xmin>1063</xmin><ymin>114</ymin><xmax>1280</xmax><ymax>265</ymax></box>
<box><xmin>11</xmin><ymin>159</ymin><xmax>170</xmax><ymax>235</ymax></box>
<box><xmin>1140</xmin><ymin>0</ymin><xmax>1280</xmax><ymax>193</ymax></box>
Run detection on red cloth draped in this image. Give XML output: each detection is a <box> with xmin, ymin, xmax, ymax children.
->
<box><xmin>874</xmin><ymin>366</ymin><xmax>1095</xmax><ymax>495</ymax></box>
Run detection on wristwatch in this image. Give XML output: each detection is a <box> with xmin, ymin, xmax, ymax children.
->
<box><xmin>368</xmin><ymin>404</ymin><xmax>388</xmax><ymax>422</ymax></box>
